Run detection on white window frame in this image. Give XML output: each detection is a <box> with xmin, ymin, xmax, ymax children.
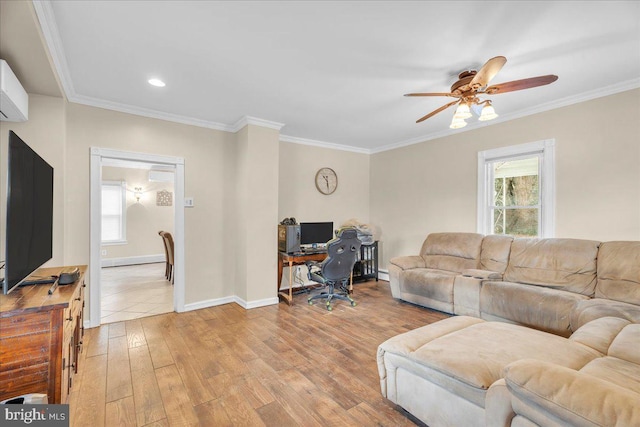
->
<box><xmin>477</xmin><ymin>140</ymin><xmax>556</xmax><ymax>238</ymax></box>
<box><xmin>101</xmin><ymin>180</ymin><xmax>127</xmax><ymax>245</ymax></box>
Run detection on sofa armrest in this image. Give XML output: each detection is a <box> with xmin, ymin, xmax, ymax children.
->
<box><xmin>485</xmin><ymin>379</ymin><xmax>514</xmax><ymax>427</ymax></box>
<box><xmin>389</xmin><ymin>255</ymin><xmax>425</xmax><ymax>270</ymax></box>
<box><xmin>504</xmin><ymin>359</ymin><xmax>640</xmax><ymax>427</ymax></box>
<box><xmin>461</xmin><ymin>269</ymin><xmax>503</xmax><ymax>280</ymax></box>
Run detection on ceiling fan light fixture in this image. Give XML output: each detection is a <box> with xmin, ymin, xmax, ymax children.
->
<box><xmin>479</xmin><ymin>103</ymin><xmax>498</xmax><ymax>121</ymax></box>
<box><xmin>453</xmin><ymin>102</ymin><xmax>472</xmax><ymax>120</ymax></box>
<box><xmin>449</xmin><ymin>116</ymin><xmax>467</xmax><ymax>129</ymax></box>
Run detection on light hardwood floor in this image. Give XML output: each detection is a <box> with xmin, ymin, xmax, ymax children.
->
<box><xmin>70</xmin><ymin>280</ymin><xmax>448</xmax><ymax>426</ymax></box>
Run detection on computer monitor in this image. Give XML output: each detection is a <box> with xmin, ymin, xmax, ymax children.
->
<box><xmin>300</xmin><ymin>222</ymin><xmax>334</xmax><ymax>246</ymax></box>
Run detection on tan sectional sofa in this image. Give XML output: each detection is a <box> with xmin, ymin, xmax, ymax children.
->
<box><xmin>388</xmin><ymin>233</ymin><xmax>640</xmax><ymax>334</ymax></box>
<box><xmin>380</xmin><ymin>232</ymin><xmax>640</xmax><ymax>426</ymax></box>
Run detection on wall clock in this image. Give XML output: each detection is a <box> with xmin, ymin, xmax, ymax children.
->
<box><xmin>315</xmin><ymin>167</ymin><xmax>338</xmax><ymax>195</ymax></box>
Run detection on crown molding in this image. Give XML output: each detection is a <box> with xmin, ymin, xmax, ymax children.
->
<box><xmin>372</xmin><ymin>78</ymin><xmax>640</xmax><ymax>154</ymax></box>
<box><xmin>230</xmin><ymin>116</ymin><xmax>285</xmax><ymax>132</ymax></box>
<box><xmin>72</xmin><ymin>93</ymin><xmax>233</xmax><ymax>131</ymax></box>
<box><xmin>280</xmin><ymin>134</ymin><xmax>370</xmax><ymax>154</ymax></box>
<box><xmin>32</xmin><ymin>0</ymin><xmax>75</xmax><ymax>100</ymax></box>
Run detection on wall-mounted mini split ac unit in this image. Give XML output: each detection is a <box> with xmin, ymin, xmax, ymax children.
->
<box><xmin>0</xmin><ymin>59</ymin><xmax>28</xmax><ymax>122</ymax></box>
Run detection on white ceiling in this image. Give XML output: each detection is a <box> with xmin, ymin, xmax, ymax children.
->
<box><xmin>33</xmin><ymin>1</ymin><xmax>640</xmax><ymax>153</ymax></box>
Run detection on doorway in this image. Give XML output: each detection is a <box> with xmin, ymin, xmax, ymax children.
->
<box><xmin>99</xmin><ymin>160</ymin><xmax>175</xmax><ymax>323</ymax></box>
<box><xmin>89</xmin><ymin>148</ymin><xmax>185</xmax><ymax>328</ymax></box>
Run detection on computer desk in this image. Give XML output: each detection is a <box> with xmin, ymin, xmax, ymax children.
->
<box><xmin>278</xmin><ymin>251</ymin><xmax>354</xmax><ymax>305</ymax></box>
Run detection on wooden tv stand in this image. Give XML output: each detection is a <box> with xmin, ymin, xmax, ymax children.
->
<box><xmin>0</xmin><ymin>265</ymin><xmax>86</xmax><ymax>404</ymax></box>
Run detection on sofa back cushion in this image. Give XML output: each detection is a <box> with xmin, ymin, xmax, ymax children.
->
<box><xmin>420</xmin><ymin>232</ymin><xmax>483</xmax><ymax>273</ymax></box>
<box><xmin>608</xmin><ymin>323</ymin><xmax>640</xmax><ymax>364</ymax></box>
<box><xmin>596</xmin><ymin>241</ymin><xmax>640</xmax><ymax>305</ymax></box>
<box><xmin>504</xmin><ymin>238</ymin><xmax>600</xmax><ymax>296</ymax></box>
<box><xmin>479</xmin><ymin>234</ymin><xmax>514</xmax><ymax>273</ymax></box>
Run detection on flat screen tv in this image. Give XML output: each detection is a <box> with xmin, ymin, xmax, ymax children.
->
<box><xmin>300</xmin><ymin>222</ymin><xmax>334</xmax><ymax>245</ymax></box>
<box><xmin>2</xmin><ymin>131</ymin><xmax>54</xmax><ymax>294</ymax></box>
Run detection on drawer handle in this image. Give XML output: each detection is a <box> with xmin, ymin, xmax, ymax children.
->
<box><xmin>75</xmin><ymin>297</ymin><xmax>81</xmax><ymax>301</ymax></box>
<box><xmin>66</xmin><ymin>316</ymin><xmax>73</xmax><ymax>322</ymax></box>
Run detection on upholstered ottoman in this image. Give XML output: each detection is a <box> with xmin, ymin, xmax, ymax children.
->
<box><xmin>377</xmin><ymin>316</ymin><xmax>602</xmax><ymax>427</ymax></box>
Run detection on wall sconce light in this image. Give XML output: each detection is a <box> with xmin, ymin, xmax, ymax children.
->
<box><xmin>134</xmin><ymin>187</ymin><xmax>143</xmax><ymax>203</ymax></box>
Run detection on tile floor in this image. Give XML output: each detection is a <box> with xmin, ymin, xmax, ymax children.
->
<box><xmin>100</xmin><ymin>262</ymin><xmax>173</xmax><ymax>324</ymax></box>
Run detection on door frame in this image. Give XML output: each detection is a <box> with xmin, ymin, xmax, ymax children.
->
<box><xmin>89</xmin><ymin>147</ymin><xmax>185</xmax><ymax>328</ymax></box>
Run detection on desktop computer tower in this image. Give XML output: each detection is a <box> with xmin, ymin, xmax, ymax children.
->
<box><xmin>278</xmin><ymin>225</ymin><xmax>300</xmax><ymax>253</ymax></box>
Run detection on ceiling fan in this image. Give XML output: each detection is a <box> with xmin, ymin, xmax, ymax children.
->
<box><xmin>405</xmin><ymin>56</ymin><xmax>558</xmax><ymax>129</ymax></box>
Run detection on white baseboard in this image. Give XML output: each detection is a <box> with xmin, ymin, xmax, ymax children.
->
<box><xmin>378</xmin><ymin>269</ymin><xmax>389</xmax><ymax>281</ymax></box>
<box><xmin>234</xmin><ymin>296</ymin><xmax>279</xmax><ymax>309</ymax></box>
<box><xmin>101</xmin><ymin>254</ymin><xmax>165</xmax><ymax>268</ymax></box>
<box><xmin>183</xmin><ymin>295</ymin><xmax>278</xmax><ymax>312</ymax></box>
<box><xmin>184</xmin><ymin>296</ymin><xmax>236</xmax><ymax>312</ymax></box>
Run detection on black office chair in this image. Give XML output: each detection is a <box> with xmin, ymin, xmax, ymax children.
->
<box><xmin>305</xmin><ymin>227</ymin><xmax>361</xmax><ymax>311</ymax></box>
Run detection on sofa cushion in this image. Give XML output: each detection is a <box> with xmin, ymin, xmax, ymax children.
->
<box><xmin>479</xmin><ymin>234</ymin><xmax>514</xmax><ymax>274</ymax></box>
<box><xmin>568</xmin><ymin>316</ymin><xmax>630</xmax><ymax>354</ymax></box>
<box><xmin>596</xmin><ymin>241</ymin><xmax>640</xmax><ymax>305</ymax></box>
<box><xmin>400</xmin><ymin>268</ymin><xmax>457</xmax><ymax>304</ymax></box>
<box><xmin>503</xmin><ymin>238</ymin><xmax>599</xmax><ymax>296</ymax></box>
<box><xmin>419</xmin><ymin>232</ymin><xmax>483</xmax><ymax>273</ymax></box>
<box><xmin>608</xmin><ymin>323</ymin><xmax>640</xmax><ymax>364</ymax></box>
<box><xmin>380</xmin><ymin>318</ymin><xmax>600</xmax><ymax>408</ymax></box>
<box><xmin>571</xmin><ymin>298</ymin><xmax>640</xmax><ymax>331</ymax></box>
<box><xmin>377</xmin><ymin>316</ymin><xmax>484</xmax><ymax>398</ymax></box>
<box><xmin>389</xmin><ymin>255</ymin><xmax>425</xmax><ymax>270</ymax></box>
<box><xmin>504</xmin><ymin>359</ymin><xmax>640</xmax><ymax>427</ymax></box>
<box><xmin>580</xmin><ymin>357</ymin><xmax>640</xmax><ymax>395</ymax></box>
<box><xmin>578</xmin><ymin>323</ymin><xmax>640</xmax><ymax>394</ymax></box>
<box><xmin>480</xmin><ymin>281</ymin><xmax>590</xmax><ymax>337</ymax></box>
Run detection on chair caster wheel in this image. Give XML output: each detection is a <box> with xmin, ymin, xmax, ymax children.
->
<box><xmin>308</xmin><ymin>300</ymin><xmax>313</xmax><ymax>305</ymax></box>
<box><xmin>351</xmin><ymin>301</ymin><xmax>357</xmax><ymax>307</ymax></box>
<box><xmin>326</xmin><ymin>304</ymin><xmax>332</xmax><ymax>311</ymax></box>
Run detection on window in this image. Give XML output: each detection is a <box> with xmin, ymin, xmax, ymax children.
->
<box><xmin>477</xmin><ymin>140</ymin><xmax>555</xmax><ymax>238</ymax></box>
<box><xmin>101</xmin><ymin>181</ymin><xmax>126</xmax><ymax>244</ymax></box>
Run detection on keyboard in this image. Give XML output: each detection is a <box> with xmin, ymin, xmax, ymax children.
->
<box><xmin>301</xmin><ymin>248</ymin><xmax>326</xmax><ymax>254</ymax></box>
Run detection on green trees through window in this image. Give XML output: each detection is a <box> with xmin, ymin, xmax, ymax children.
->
<box><xmin>478</xmin><ymin>140</ymin><xmax>555</xmax><ymax>238</ymax></box>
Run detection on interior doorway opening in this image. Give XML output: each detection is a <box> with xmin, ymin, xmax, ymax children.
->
<box><xmin>89</xmin><ymin>148</ymin><xmax>185</xmax><ymax>328</ymax></box>
<box><xmin>99</xmin><ymin>160</ymin><xmax>175</xmax><ymax>323</ymax></box>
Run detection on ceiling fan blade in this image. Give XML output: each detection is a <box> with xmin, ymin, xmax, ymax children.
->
<box><xmin>484</xmin><ymin>75</ymin><xmax>559</xmax><ymax>94</ymax></box>
<box><xmin>416</xmin><ymin>100</ymin><xmax>460</xmax><ymax>123</ymax></box>
<box><xmin>470</xmin><ymin>56</ymin><xmax>507</xmax><ymax>89</ymax></box>
<box><xmin>404</xmin><ymin>92</ymin><xmax>459</xmax><ymax>98</ymax></box>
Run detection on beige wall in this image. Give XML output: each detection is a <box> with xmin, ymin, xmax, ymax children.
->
<box><xmin>2</xmin><ymin>89</ymin><xmax>638</xmax><ymax>312</ymax></box>
<box><xmin>277</xmin><ymin>141</ymin><xmax>371</xmax><ymax>289</ymax></box>
<box><xmin>64</xmin><ymin>103</ymin><xmax>238</xmax><ymax>309</ymax></box>
<box><xmin>371</xmin><ymin>89</ymin><xmax>640</xmax><ymax>269</ymax></box>
<box><xmin>278</xmin><ymin>141</ymin><xmax>371</xmax><ymax>232</ymax></box>
<box><xmin>100</xmin><ymin>166</ymin><xmax>174</xmax><ymax>260</ymax></box>
<box><xmin>0</xmin><ymin>95</ymin><xmax>66</xmax><ymax>270</ymax></box>
<box><xmin>235</xmin><ymin>125</ymin><xmax>280</xmax><ymax>303</ymax></box>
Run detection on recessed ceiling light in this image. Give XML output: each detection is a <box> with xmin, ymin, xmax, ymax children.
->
<box><xmin>148</xmin><ymin>78</ymin><xmax>165</xmax><ymax>87</ymax></box>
